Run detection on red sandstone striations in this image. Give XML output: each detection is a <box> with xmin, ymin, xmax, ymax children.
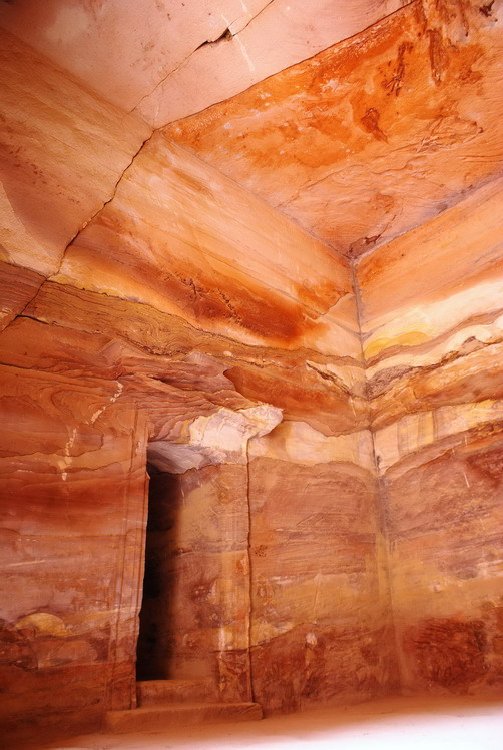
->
<box><xmin>0</xmin><ymin>0</ymin><xmax>502</xmax><ymax>744</ymax></box>
<box><xmin>0</xmin><ymin>368</ymin><xmax>149</xmax><ymax>732</ymax></box>
<box><xmin>356</xmin><ymin>175</ymin><xmax>503</xmax><ymax>695</ymax></box>
<box><xmin>0</xmin><ymin>27</ymin><xmax>375</xmax><ymax>738</ymax></box>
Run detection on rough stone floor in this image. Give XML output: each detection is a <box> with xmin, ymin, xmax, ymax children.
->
<box><xmin>41</xmin><ymin>696</ymin><xmax>502</xmax><ymax>750</ymax></box>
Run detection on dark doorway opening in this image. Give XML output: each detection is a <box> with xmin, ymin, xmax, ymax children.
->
<box><xmin>136</xmin><ymin>465</ymin><xmax>179</xmax><ymax>681</ymax></box>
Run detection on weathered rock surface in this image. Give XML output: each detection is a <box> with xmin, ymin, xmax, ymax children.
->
<box><xmin>0</xmin><ymin>41</ymin><xmax>374</xmax><ymax>740</ymax></box>
<box><xmin>356</xmin><ymin>174</ymin><xmax>503</xmax><ymax>695</ymax></box>
<box><xmin>0</xmin><ymin>366</ymin><xmax>149</xmax><ymax>737</ymax></box>
<box><xmin>0</xmin><ymin>28</ymin><xmax>150</xmax><ymax>336</ymax></box>
<box><xmin>0</xmin><ymin>31</ymin><xmax>150</xmax><ymax>278</ymax></box>
<box><xmin>0</xmin><ymin>1</ymin><xmax>502</xmax><ymax>745</ymax></box>
<box><xmin>166</xmin><ymin>0</ymin><xmax>503</xmax><ymax>255</ymax></box>
<box><xmin>0</xmin><ymin>0</ymin><xmax>405</xmax><ymax>121</ymax></box>
<box><xmin>248</xmin><ymin>424</ymin><xmax>398</xmax><ymax>712</ymax></box>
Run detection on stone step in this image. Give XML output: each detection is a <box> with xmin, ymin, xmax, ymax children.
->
<box><xmin>136</xmin><ymin>679</ymin><xmax>217</xmax><ymax>706</ymax></box>
<box><xmin>104</xmin><ymin>702</ymin><xmax>263</xmax><ymax>733</ymax></box>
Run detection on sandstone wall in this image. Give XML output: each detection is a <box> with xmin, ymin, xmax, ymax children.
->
<box><xmin>2</xmin><ymin>10</ymin><xmax>502</xmax><ymax>740</ymax></box>
<box><xmin>245</xmin><ymin>275</ymin><xmax>398</xmax><ymax>711</ymax></box>
<box><xmin>0</xmin><ymin>367</ymin><xmax>149</xmax><ymax>738</ymax></box>
<box><xmin>0</xmin><ymin>34</ymin><xmax>377</xmax><ymax>735</ymax></box>
<box><xmin>248</xmin><ymin>423</ymin><xmax>398</xmax><ymax>712</ymax></box>
<box><xmin>356</xmin><ymin>176</ymin><xmax>503</xmax><ymax>695</ymax></box>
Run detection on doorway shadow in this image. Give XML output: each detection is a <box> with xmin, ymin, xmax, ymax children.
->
<box><xmin>136</xmin><ymin>464</ymin><xmax>181</xmax><ymax>681</ymax></box>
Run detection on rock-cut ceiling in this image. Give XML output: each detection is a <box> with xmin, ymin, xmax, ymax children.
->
<box><xmin>1</xmin><ymin>0</ymin><xmax>502</xmax><ymax>258</ymax></box>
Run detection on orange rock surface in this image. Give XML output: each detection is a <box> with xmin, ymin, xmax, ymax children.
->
<box><xmin>165</xmin><ymin>0</ymin><xmax>503</xmax><ymax>255</ymax></box>
<box><xmin>0</xmin><ymin>0</ymin><xmax>404</xmax><ymax>119</ymax></box>
<box><xmin>356</xmin><ymin>174</ymin><xmax>503</xmax><ymax>694</ymax></box>
<box><xmin>0</xmin><ymin>0</ymin><xmax>502</xmax><ymax>745</ymax></box>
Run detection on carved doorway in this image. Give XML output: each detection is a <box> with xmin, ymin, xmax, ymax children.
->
<box><xmin>134</xmin><ymin>460</ymin><xmax>254</xmax><ymax>703</ymax></box>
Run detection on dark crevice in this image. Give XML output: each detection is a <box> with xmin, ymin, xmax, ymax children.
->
<box><xmin>195</xmin><ymin>27</ymin><xmax>232</xmax><ymax>50</ymax></box>
<box><xmin>136</xmin><ymin>464</ymin><xmax>179</xmax><ymax>681</ymax></box>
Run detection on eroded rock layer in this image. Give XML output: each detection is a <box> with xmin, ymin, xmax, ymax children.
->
<box><xmin>247</xmin><ymin>425</ymin><xmax>398</xmax><ymax>712</ymax></box>
<box><xmin>356</xmin><ymin>175</ymin><xmax>503</xmax><ymax>695</ymax></box>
